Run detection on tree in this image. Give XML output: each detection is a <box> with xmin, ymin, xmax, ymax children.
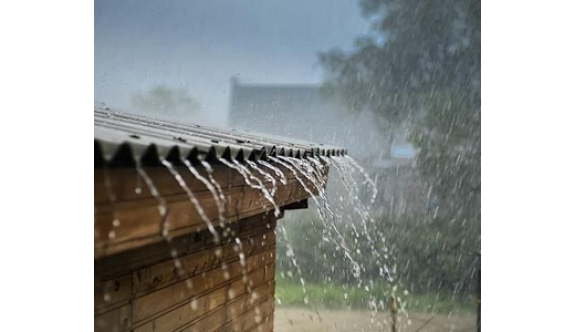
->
<box><xmin>320</xmin><ymin>0</ymin><xmax>480</xmax><ymax>115</ymax></box>
<box><xmin>131</xmin><ymin>86</ymin><xmax>200</xmax><ymax>117</ymax></box>
<box><xmin>320</xmin><ymin>0</ymin><xmax>480</xmax><ymax>293</ymax></box>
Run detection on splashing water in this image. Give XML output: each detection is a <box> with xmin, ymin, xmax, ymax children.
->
<box><xmin>135</xmin><ymin>160</ymin><xmax>169</xmax><ymax>237</ymax></box>
<box><xmin>268</xmin><ymin>156</ymin><xmax>324</xmax><ymax>216</ymax></box>
<box><xmin>134</xmin><ymin>169</ymin><xmax>143</xmax><ymax>195</ymax></box>
<box><xmin>189</xmin><ymin>159</ymin><xmax>253</xmax><ymax>290</ymax></box>
<box><xmin>246</xmin><ymin>159</ymin><xmax>279</xmax><ymax>196</ymax></box>
<box><xmin>328</xmin><ymin>156</ymin><xmax>396</xmax><ymax>286</ymax></box>
<box><xmin>271</xmin><ymin>154</ymin><xmax>405</xmax><ymax>328</ymax></box>
<box><xmin>200</xmin><ymin>160</ymin><xmax>226</xmax><ymax>205</ymax></box>
<box><xmin>183</xmin><ymin>159</ymin><xmax>226</xmax><ymax>228</ymax></box>
<box><xmin>119</xmin><ymin>155</ymin><xmax>401</xmax><ymax>324</ymax></box>
<box><xmin>269</xmin><ymin>156</ymin><xmax>359</xmax><ymax>274</ymax></box>
<box><xmin>218</xmin><ymin>158</ymin><xmax>280</xmax><ymax>217</ymax></box>
<box><xmin>340</xmin><ymin>156</ymin><xmax>404</xmax><ymax>325</ymax></box>
<box><xmin>101</xmin><ymin>166</ymin><xmax>121</xmax><ymax>241</ymax></box>
<box><xmin>307</xmin><ymin>156</ymin><xmax>329</xmax><ymax>187</ymax></box>
<box><xmin>133</xmin><ymin>161</ymin><xmax>197</xmax><ymax>291</ymax></box>
<box><xmin>275</xmin><ymin>157</ymin><xmax>339</xmax><ymax>226</ymax></box>
<box><xmin>231</xmin><ymin>158</ymin><xmax>280</xmax><ymax>217</ymax></box>
<box><xmin>343</xmin><ymin>155</ymin><xmax>378</xmax><ymax>206</ymax></box>
<box><xmin>327</xmin><ymin>157</ymin><xmax>372</xmax><ymax>238</ymax></box>
<box><xmin>161</xmin><ymin>159</ymin><xmax>220</xmax><ymax>244</ymax></box>
<box><xmin>277</xmin><ymin>223</ymin><xmax>309</xmax><ymax>306</ymax></box>
<box><xmin>233</xmin><ymin>236</ymin><xmax>252</xmax><ymax>288</ymax></box>
<box><xmin>257</xmin><ymin>159</ymin><xmax>288</xmax><ymax>185</ymax></box>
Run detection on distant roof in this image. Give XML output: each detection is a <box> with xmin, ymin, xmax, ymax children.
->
<box><xmin>230</xmin><ymin>82</ymin><xmax>321</xmax><ymax>95</ymax></box>
<box><xmin>95</xmin><ymin>106</ymin><xmax>347</xmax><ymax>167</ymax></box>
<box><xmin>228</xmin><ymin>80</ymin><xmax>392</xmax><ymax>158</ymax></box>
<box><xmin>229</xmin><ymin>80</ymin><xmax>331</xmax><ymax>119</ymax></box>
<box><xmin>229</xmin><ymin>77</ymin><xmax>319</xmax><ymax>91</ymax></box>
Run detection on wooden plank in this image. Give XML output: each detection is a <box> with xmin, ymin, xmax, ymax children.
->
<box><xmin>95</xmin><ymin>158</ymin><xmax>322</xmax><ymax>258</ymax></box>
<box><xmin>95</xmin><ymin>234</ymin><xmax>190</xmax><ymax>281</ymax></box>
<box><xmin>265</xmin><ymin>262</ymin><xmax>275</xmax><ymax>280</ymax></box>
<box><xmin>131</xmin><ymin>266</ymin><xmax>232</xmax><ymax>323</ymax></box>
<box><xmin>226</xmin><ymin>267</ymin><xmax>272</xmax><ymax>303</ymax></box>
<box><xmin>96</xmin><ymin>172</ymin><xmax>311</xmax><ymax>216</ymax></box>
<box><xmin>222</xmin><ymin>298</ymin><xmax>274</xmax><ymax>332</ymax></box>
<box><xmin>185</xmin><ymin>212</ymin><xmax>275</xmax><ymax>254</ymax></box>
<box><xmin>94</xmin><ymin>210</ymin><xmax>280</xmax><ymax>332</ymax></box>
<box><xmin>177</xmin><ymin>307</ymin><xmax>226</xmax><ymax>332</ymax></box>
<box><xmin>95</xmin><ymin>304</ymin><xmax>130</xmax><ymax>332</ymax></box>
<box><xmin>95</xmin><ymin>165</ymin><xmax>234</xmax><ymax>205</ymax></box>
<box><xmin>95</xmin><ymin>211</ymin><xmax>275</xmax><ymax>280</ymax></box>
<box><xmin>132</xmin><ymin>237</ymin><xmax>275</xmax><ymax>298</ymax></box>
<box><xmin>94</xmin><ymin>163</ymin><xmax>299</xmax><ymax>205</ymax></box>
<box><xmin>226</xmin><ymin>281</ymin><xmax>275</xmax><ymax>322</ymax></box>
<box><xmin>245</xmin><ymin>314</ymin><xmax>274</xmax><ymax>332</ymax></box>
<box><xmin>133</xmin><ymin>286</ymin><xmax>227</xmax><ymax>332</ymax></box>
<box><xmin>132</xmin><ymin>248</ymin><xmax>217</xmax><ymax>298</ymax></box>
<box><xmin>237</xmin><ymin>214</ymin><xmax>276</xmax><ymax>237</ymax></box>
<box><xmin>95</xmin><ymin>177</ymin><xmax>301</xmax><ymax>258</ymax></box>
<box><xmin>132</xmin><ymin>261</ymin><xmax>273</xmax><ymax>324</ymax></box>
<box><xmin>134</xmin><ymin>274</ymin><xmax>274</xmax><ymax>332</ymax></box>
<box><xmin>226</xmin><ymin>295</ymin><xmax>254</xmax><ymax>323</ymax></box>
<box><xmin>95</xmin><ymin>189</ymin><xmax>227</xmax><ymax>250</ymax></box>
<box><xmin>94</xmin><ymin>275</ymin><xmax>132</xmax><ymax>313</ymax></box>
<box><xmin>244</xmin><ymin>250</ymin><xmax>276</xmax><ymax>279</ymax></box>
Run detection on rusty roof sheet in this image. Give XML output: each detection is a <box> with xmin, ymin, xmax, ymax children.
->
<box><xmin>94</xmin><ymin>106</ymin><xmax>347</xmax><ymax>167</ymax></box>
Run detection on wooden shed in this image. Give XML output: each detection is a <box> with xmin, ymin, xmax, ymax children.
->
<box><xmin>94</xmin><ymin>109</ymin><xmax>346</xmax><ymax>332</ymax></box>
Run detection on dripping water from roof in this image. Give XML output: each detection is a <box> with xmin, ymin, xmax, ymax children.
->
<box><xmin>258</xmin><ymin>159</ymin><xmax>288</xmax><ymax>185</ymax></box>
<box><xmin>246</xmin><ymin>159</ymin><xmax>279</xmax><ymax>196</ymax></box>
<box><xmin>135</xmin><ymin>160</ymin><xmax>169</xmax><ymax>237</ymax></box>
<box><xmin>218</xmin><ymin>157</ymin><xmax>280</xmax><ymax>218</ymax></box>
<box><xmin>161</xmin><ymin>159</ymin><xmax>220</xmax><ymax>244</ymax></box>
<box><xmin>183</xmin><ymin>159</ymin><xmax>226</xmax><ymax>228</ymax></box>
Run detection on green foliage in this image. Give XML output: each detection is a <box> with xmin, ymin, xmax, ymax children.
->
<box><xmin>277</xmin><ymin>214</ymin><xmax>479</xmax><ymax>295</ymax></box>
<box><xmin>275</xmin><ymin>279</ymin><xmax>474</xmax><ymax>313</ymax></box>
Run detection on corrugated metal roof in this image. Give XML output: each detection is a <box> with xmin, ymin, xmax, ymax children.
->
<box><xmin>94</xmin><ymin>106</ymin><xmax>347</xmax><ymax>167</ymax></box>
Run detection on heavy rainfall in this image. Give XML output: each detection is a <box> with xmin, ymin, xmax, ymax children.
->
<box><xmin>94</xmin><ymin>0</ymin><xmax>482</xmax><ymax>332</ymax></box>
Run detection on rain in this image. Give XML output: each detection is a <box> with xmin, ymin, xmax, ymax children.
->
<box><xmin>94</xmin><ymin>0</ymin><xmax>480</xmax><ymax>331</ymax></box>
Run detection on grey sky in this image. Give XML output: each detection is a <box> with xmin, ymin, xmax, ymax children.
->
<box><xmin>95</xmin><ymin>0</ymin><xmax>371</xmax><ymax>125</ymax></box>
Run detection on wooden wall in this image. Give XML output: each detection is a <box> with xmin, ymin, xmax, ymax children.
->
<box><xmin>95</xmin><ymin>212</ymin><xmax>277</xmax><ymax>332</ymax></box>
<box><xmin>95</xmin><ymin>163</ymin><xmax>315</xmax><ymax>259</ymax></box>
